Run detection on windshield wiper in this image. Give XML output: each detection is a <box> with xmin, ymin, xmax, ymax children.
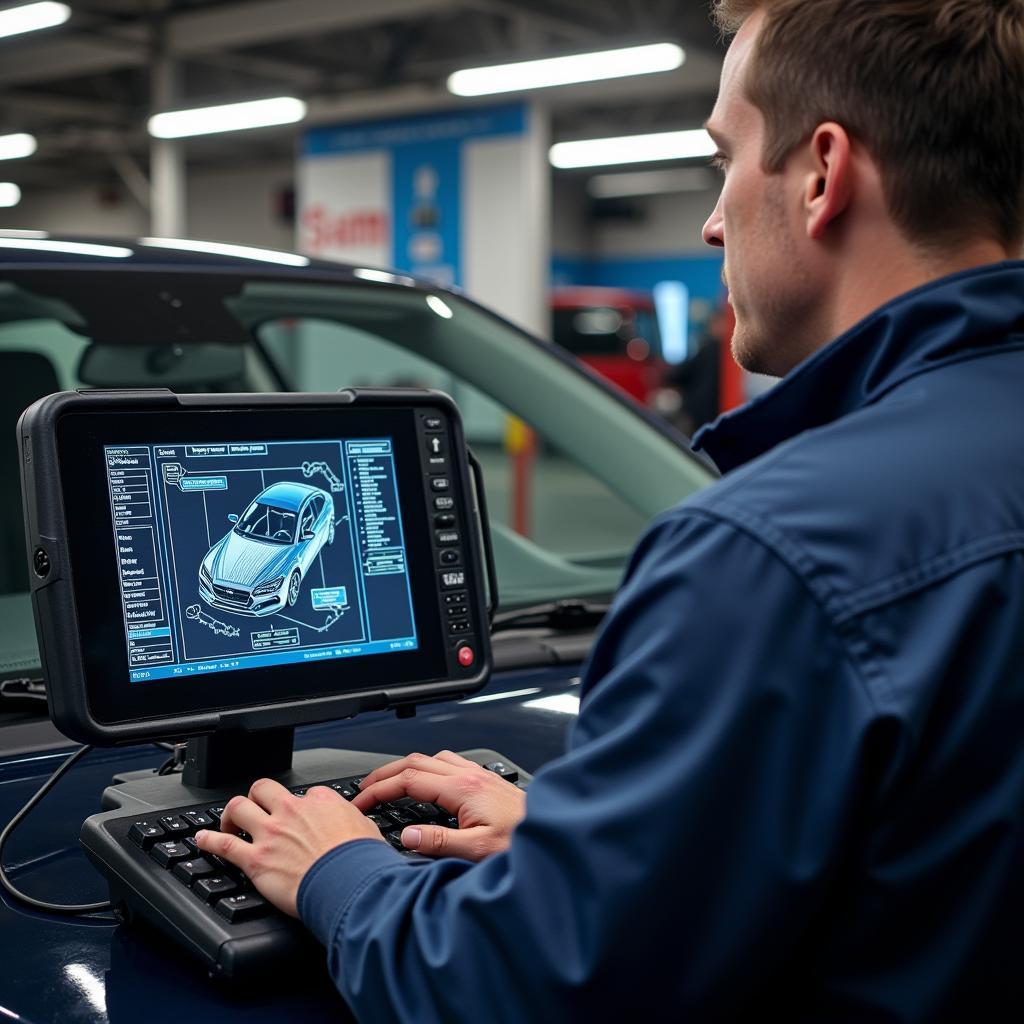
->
<box><xmin>491</xmin><ymin>599</ymin><xmax>610</xmax><ymax>634</ymax></box>
<box><xmin>0</xmin><ymin>677</ymin><xmax>47</xmax><ymax>702</ymax></box>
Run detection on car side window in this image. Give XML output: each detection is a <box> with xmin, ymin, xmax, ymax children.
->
<box><xmin>258</xmin><ymin>316</ymin><xmax>653</xmax><ymax>597</ymax></box>
<box><xmin>300</xmin><ymin>503</ymin><xmax>315</xmax><ymax>535</ymax></box>
<box><xmin>310</xmin><ymin>495</ymin><xmax>325</xmax><ymax>518</ymax></box>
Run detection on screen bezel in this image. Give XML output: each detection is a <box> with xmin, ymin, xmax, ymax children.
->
<box><xmin>55</xmin><ymin>404</ymin><xmax>455</xmax><ymax>729</ymax></box>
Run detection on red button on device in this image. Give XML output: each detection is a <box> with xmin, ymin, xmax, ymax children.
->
<box><xmin>458</xmin><ymin>646</ymin><xmax>475</xmax><ymax>668</ymax></box>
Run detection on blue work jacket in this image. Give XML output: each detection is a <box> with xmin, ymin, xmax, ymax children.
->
<box><xmin>299</xmin><ymin>262</ymin><xmax>1024</xmax><ymax>1022</ymax></box>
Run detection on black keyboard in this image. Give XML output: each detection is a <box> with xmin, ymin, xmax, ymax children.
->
<box><xmin>80</xmin><ymin>753</ymin><xmax>528</xmax><ymax>980</ymax></box>
<box><xmin>124</xmin><ymin>775</ymin><xmax>461</xmax><ymax>919</ymax></box>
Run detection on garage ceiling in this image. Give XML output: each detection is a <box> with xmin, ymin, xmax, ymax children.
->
<box><xmin>0</xmin><ymin>0</ymin><xmax>726</xmax><ymax>193</ymax></box>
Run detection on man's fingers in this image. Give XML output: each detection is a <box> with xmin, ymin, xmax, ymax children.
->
<box><xmin>358</xmin><ymin>752</ymin><xmax>461</xmax><ymax>792</ymax></box>
<box><xmin>195</xmin><ymin>829</ymin><xmax>254</xmax><ymax>874</ymax></box>
<box><xmin>352</xmin><ymin>769</ymin><xmax>463</xmax><ymax>813</ymax></box>
<box><xmin>246</xmin><ymin>777</ymin><xmax>293</xmax><ymax>814</ymax></box>
<box><xmin>400</xmin><ymin>824</ymin><xmax>490</xmax><ymax>861</ymax></box>
<box><xmin>219</xmin><ymin>795</ymin><xmax>269</xmax><ymax>838</ymax></box>
<box><xmin>432</xmin><ymin>749</ymin><xmax>484</xmax><ymax>772</ymax></box>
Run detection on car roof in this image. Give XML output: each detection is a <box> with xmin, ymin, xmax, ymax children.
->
<box><xmin>254</xmin><ymin>482</ymin><xmax>319</xmax><ymax>511</ymax></box>
<box><xmin>0</xmin><ymin>231</ymin><xmax>414</xmax><ymax>283</ymax></box>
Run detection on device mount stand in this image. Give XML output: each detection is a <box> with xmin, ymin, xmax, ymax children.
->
<box><xmin>181</xmin><ymin>726</ymin><xmax>295</xmax><ymax>789</ymax></box>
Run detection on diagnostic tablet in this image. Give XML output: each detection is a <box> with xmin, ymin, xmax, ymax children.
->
<box><xmin>18</xmin><ymin>389</ymin><xmax>494</xmax><ymax>744</ymax></box>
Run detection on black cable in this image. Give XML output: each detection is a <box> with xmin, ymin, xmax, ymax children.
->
<box><xmin>0</xmin><ymin>744</ymin><xmax>114</xmax><ymax>917</ymax></box>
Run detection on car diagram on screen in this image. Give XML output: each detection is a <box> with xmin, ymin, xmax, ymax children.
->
<box><xmin>133</xmin><ymin>437</ymin><xmax>415</xmax><ymax>678</ymax></box>
<box><xmin>198</xmin><ymin>482</ymin><xmax>335</xmax><ymax>618</ymax></box>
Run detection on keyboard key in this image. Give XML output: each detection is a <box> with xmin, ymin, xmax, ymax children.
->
<box><xmin>484</xmin><ymin>761</ymin><xmax>519</xmax><ymax>785</ymax></box>
<box><xmin>291</xmin><ymin>787</ymin><xmax>308</xmax><ymax>797</ymax></box>
<box><xmin>385</xmin><ymin>807</ymin><xmax>418</xmax><ymax>826</ymax></box>
<box><xmin>172</xmin><ymin>858</ymin><xmax>216</xmax><ymax>886</ymax></box>
<box><xmin>183</xmin><ymin>836</ymin><xmax>200</xmax><ymax>857</ymax></box>
<box><xmin>331</xmin><ymin>783</ymin><xmax>358</xmax><ymax>800</ymax></box>
<box><xmin>151</xmin><ymin>841</ymin><xmax>191</xmax><ymax>868</ymax></box>
<box><xmin>215</xmin><ymin>893</ymin><xmax>269</xmax><ymax>923</ymax></box>
<box><xmin>408</xmin><ymin>801</ymin><xmax>443</xmax><ymax>822</ymax></box>
<box><xmin>193</xmin><ymin>875</ymin><xmax>239</xmax><ymax>904</ymax></box>
<box><xmin>182</xmin><ymin>810</ymin><xmax>215</xmax><ymax>830</ymax></box>
<box><xmin>207</xmin><ymin>806</ymin><xmax>225</xmax><ymax>822</ymax></box>
<box><xmin>128</xmin><ymin>821</ymin><xmax>166</xmax><ymax>850</ymax></box>
<box><xmin>366</xmin><ymin>813</ymin><xmax>391</xmax><ymax>832</ymax></box>
<box><xmin>158</xmin><ymin>815</ymin><xmax>190</xmax><ymax>836</ymax></box>
<box><xmin>199</xmin><ymin>852</ymin><xmax>247</xmax><ymax>887</ymax></box>
<box><xmin>442</xmin><ymin>815</ymin><xmax>460</xmax><ymax>829</ymax></box>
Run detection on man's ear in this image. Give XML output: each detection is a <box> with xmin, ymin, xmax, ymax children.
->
<box><xmin>803</xmin><ymin>123</ymin><xmax>853</xmax><ymax>240</ymax></box>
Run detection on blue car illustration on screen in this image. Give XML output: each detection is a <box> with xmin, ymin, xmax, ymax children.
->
<box><xmin>198</xmin><ymin>482</ymin><xmax>335</xmax><ymax>617</ymax></box>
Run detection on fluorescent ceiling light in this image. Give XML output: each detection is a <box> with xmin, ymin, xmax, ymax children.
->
<box><xmin>0</xmin><ymin>2</ymin><xmax>70</xmax><ymax>40</ymax></box>
<box><xmin>148</xmin><ymin>97</ymin><xmax>307</xmax><ymax>140</ymax></box>
<box><xmin>448</xmin><ymin>42</ymin><xmax>684</xmax><ymax>97</ymax></box>
<box><xmin>353</xmin><ymin>268</ymin><xmax>415</xmax><ymax>286</ymax></box>
<box><xmin>588</xmin><ymin>168</ymin><xmax>717</xmax><ymax>199</ymax></box>
<box><xmin>0</xmin><ymin>238</ymin><xmax>132</xmax><ymax>258</ymax></box>
<box><xmin>0</xmin><ymin>184</ymin><xmax>20</xmax><ymax>208</ymax></box>
<box><xmin>550</xmin><ymin>129</ymin><xmax>716</xmax><ymax>170</ymax></box>
<box><xmin>139</xmin><ymin>237</ymin><xmax>310</xmax><ymax>267</ymax></box>
<box><xmin>426</xmin><ymin>295</ymin><xmax>454</xmax><ymax>320</ymax></box>
<box><xmin>0</xmin><ymin>133</ymin><xmax>37</xmax><ymax>161</ymax></box>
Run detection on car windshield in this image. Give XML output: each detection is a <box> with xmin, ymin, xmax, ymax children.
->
<box><xmin>235</xmin><ymin>503</ymin><xmax>296</xmax><ymax>544</ymax></box>
<box><xmin>0</xmin><ymin>262</ymin><xmax>714</xmax><ymax>686</ymax></box>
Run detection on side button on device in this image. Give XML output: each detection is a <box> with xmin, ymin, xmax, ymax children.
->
<box><xmin>440</xmin><ymin>550</ymin><xmax>461</xmax><ymax>566</ymax></box>
<box><xmin>33</xmin><ymin>548</ymin><xmax>51</xmax><ymax>579</ymax></box>
<box><xmin>431</xmin><ymin>478</ymin><xmax>451</xmax><ymax>492</ymax></box>
<box><xmin>457</xmin><ymin>646</ymin><xmax>475</xmax><ymax>668</ymax></box>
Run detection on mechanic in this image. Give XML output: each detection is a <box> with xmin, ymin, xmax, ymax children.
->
<box><xmin>197</xmin><ymin>1</ymin><xmax>1024</xmax><ymax>1019</ymax></box>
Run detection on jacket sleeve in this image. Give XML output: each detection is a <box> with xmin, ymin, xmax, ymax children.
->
<box><xmin>297</xmin><ymin>510</ymin><xmax>888</xmax><ymax>1023</ymax></box>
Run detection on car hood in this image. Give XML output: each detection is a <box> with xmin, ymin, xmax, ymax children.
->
<box><xmin>208</xmin><ymin>531</ymin><xmax>294</xmax><ymax>588</ymax></box>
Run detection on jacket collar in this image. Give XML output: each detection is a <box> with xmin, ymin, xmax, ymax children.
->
<box><xmin>693</xmin><ymin>261</ymin><xmax>1024</xmax><ymax>474</ymax></box>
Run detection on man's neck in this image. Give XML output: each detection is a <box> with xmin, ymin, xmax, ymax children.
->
<box><xmin>826</xmin><ymin>238</ymin><xmax>1016</xmax><ymax>347</ymax></box>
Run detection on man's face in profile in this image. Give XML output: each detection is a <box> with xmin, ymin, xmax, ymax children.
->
<box><xmin>702</xmin><ymin>12</ymin><xmax>815</xmax><ymax>378</ymax></box>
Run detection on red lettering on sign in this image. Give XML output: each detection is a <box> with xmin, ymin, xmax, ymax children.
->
<box><xmin>302</xmin><ymin>204</ymin><xmax>390</xmax><ymax>253</ymax></box>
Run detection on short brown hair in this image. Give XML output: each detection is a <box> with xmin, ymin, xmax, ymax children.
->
<box><xmin>711</xmin><ymin>0</ymin><xmax>1024</xmax><ymax>250</ymax></box>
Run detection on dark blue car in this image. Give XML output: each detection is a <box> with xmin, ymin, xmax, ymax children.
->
<box><xmin>0</xmin><ymin>234</ymin><xmax>713</xmax><ymax>1022</ymax></box>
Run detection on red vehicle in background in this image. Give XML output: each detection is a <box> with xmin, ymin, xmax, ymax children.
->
<box><xmin>551</xmin><ymin>287</ymin><xmax>669</xmax><ymax>406</ymax></box>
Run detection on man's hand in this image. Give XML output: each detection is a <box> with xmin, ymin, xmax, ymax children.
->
<box><xmin>195</xmin><ymin>778</ymin><xmax>385</xmax><ymax>917</ymax></box>
<box><xmin>354</xmin><ymin>750</ymin><xmax>526</xmax><ymax>861</ymax></box>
